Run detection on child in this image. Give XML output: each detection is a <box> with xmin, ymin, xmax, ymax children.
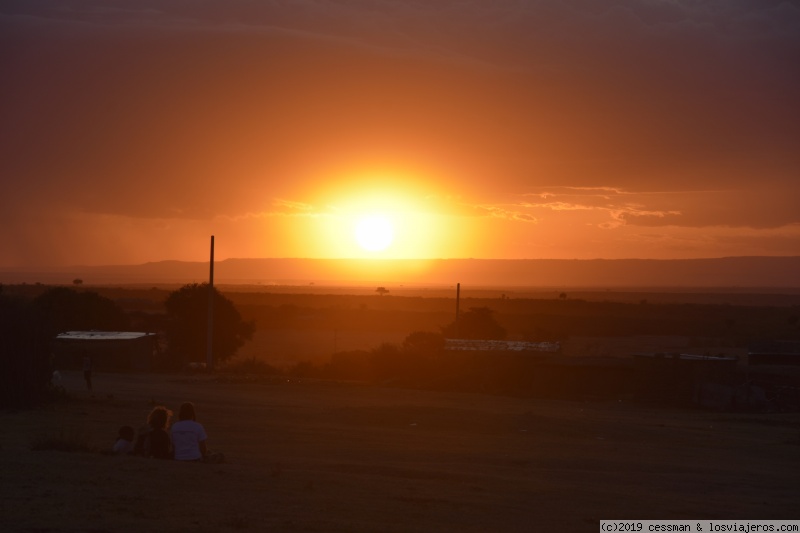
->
<box><xmin>112</xmin><ymin>425</ymin><xmax>135</xmax><ymax>454</ymax></box>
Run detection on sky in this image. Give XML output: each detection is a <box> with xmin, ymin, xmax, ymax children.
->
<box><xmin>2</xmin><ymin>0</ymin><xmax>799</xmax><ymax>268</ymax></box>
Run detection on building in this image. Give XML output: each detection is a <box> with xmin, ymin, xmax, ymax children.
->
<box><xmin>444</xmin><ymin>339</ymin><xmax>561</xmax><ymax>353</ymax></box>
<box><xmin>52</xmin><ymin>331</ymin><xmax>158</xmax><ymax>372</ymax></box>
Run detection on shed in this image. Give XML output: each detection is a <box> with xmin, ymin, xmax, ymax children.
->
<box><xmin>52</xmin><ymin>331</ymin><xmax>158</xmax><ymax>372</ymax></box>
<box><xmin>444</xmin><ymin>339</ymin><xmax>561</xmax><ymax>353</ymax></box>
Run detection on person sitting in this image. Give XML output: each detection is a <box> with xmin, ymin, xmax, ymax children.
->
<box><xmin>171</xmin><ymin>402</ymin><xmax>223</xmax><ymax>463</ymax></box>
<box><xmin>112</xmin><ymin>425</ymin><xmax>135</xmax><ymax>455</ymax></box>
<box><xmin>133</xmin><ymin>406</ymin><xmax>173</xmax><ymax>459</ymax></box>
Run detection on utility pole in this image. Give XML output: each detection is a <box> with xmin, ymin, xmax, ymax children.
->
<box><xmin>207</xmin><ymin>235</ymin><xmax>214</xmax><ymax>370</ymax></box>
<box><xmin>455</xmin><ymin>282</ymin><xmax>460</xmax><ymax>338</ymax></box>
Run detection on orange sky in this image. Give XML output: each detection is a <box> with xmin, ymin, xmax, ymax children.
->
<box><xmin>2</xmin><ymin>1</ymin><xmax>799</xmax><ymax>268</ymax></box>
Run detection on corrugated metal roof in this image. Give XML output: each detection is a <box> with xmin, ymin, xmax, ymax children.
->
<box><xmin>55</xmin><ymin>331</ymin><xmax>156</xmax><ymax>341</ymax></box>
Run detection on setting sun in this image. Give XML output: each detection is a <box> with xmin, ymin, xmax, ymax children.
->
<box><xmin>354</xmin><ymin>214</ymin><xmax>394</xmax><ymax>252</ymax></box>
<box><xmin>297</xmin><ymin>173</ymin><xmax>468</xmax><ymax>260</ymax></box>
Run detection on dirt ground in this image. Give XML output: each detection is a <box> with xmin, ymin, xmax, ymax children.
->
<box><xmin>1</xmin><ymin>371</ymin><xmax>799</xmax><ymax>533</ymax></box>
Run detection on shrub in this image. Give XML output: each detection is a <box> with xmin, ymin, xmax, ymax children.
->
<box><xmin>220</xmin><ymin>357</ymin><xmax>281</xmax><ymax>376</ymax></box>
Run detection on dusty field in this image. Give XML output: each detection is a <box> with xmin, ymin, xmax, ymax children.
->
<box><xmin>2</xmin><ymin>371</ymin><xmax>799</xmax><ymax>532</ymax></box>
<box><xmin>237</xmin><ymin>329</ymin><xmax>409</xmax><ymax>367</ymax></box>
<box><xmin>235</xmin><ymin>331</ymin><xmax>748</xmax><ymax>370</ymax></box>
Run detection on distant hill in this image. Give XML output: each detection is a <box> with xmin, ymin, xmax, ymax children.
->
<box><xmin>2</xmin><ymin>256</ymin><xmax>799</xmax><ymax>289</ymax></box>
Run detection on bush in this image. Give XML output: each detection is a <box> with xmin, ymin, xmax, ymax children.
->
<box><xmin>288</xmin><ymin>360</ymin><xmax>320</xmax><ymax>379</ymax></box>
<box><xmin>220</xmin><ymin>357</ymin><xmax>281</xmax><ymax>376</ymax></box>
<box><xmin>324</xmin><ymin>350</ymin><xmax>372</xmax><ymax>381</ymax></box>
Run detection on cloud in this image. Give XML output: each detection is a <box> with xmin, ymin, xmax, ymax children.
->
<box><xmin>513</xmin><ymin>185</ymin><xmax>800</xmax><ymax>230</ymax></box>
<box><xmin>475</xmin><ymin>205</ymin><xmax>539</xmax><ymax>223</ymax></box>
<box><xmin>1</xmin><ymin>1</ymin><xmax>798</xmax><ymax>265</ymax></box>
<box><xmin>271</xmin><ymin>199</ymin><xmax>316</xmax><ymax>215</ymax></box>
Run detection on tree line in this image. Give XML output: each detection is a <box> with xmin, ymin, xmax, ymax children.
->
<box><xmin>1</xmin><ymin>279</ymin><xmax>509</xmax><ymax>407</ymax></box>
<box><xmin>0</xmin><ymin>283</ymin><xmax>254</xmax><ymax>408</ymax></box>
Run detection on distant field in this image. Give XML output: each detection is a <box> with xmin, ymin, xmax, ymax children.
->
<box><xmin>7</xmin><ymin>256</ymin><xmax>800</xmax><ymax>289</ymax></box>
<box><xmin>236</xmin><ymin>331</ymin><xmax>749</xmax><ymax>369</ymax></box>
<box><xmin>236</xmin><ymin>328</ymin><xmax>408</xmax><ymax>367</ymax></box>
<box><xmin>6</xmin><ymin>282</ymin><xmax>800</xmax><ymax>307</ymax></box>
<box><xmin>142</xmin><ymin>285</ymin><xmax>800</xmax><ymax>306</ymax></box>
<box><xmin>3</xmin><ymin>282</ymin><xmax>798</xmax><ymax>368</ymax></box>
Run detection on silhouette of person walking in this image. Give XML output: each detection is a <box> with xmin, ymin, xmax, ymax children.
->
<box><xmin>82</xmin><ymin>354</ymin><xmax>93</xmax><ymax>392</ymax></box>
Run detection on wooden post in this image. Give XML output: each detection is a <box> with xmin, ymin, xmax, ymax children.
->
<box><xmin>207</xmin><ymin>235</ymin><xmax>214</xmax><ymax>370</ymax></box>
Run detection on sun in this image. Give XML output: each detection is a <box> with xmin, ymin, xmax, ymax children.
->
<box><xmin>354</xmin><ymin>214</ymin><xmax>395</xmax><ymax>252</ymax></box>
<box><xmin>306</xmin><ymin>174</ymin><xmax>461</xmax><ymax>258</ymax></box>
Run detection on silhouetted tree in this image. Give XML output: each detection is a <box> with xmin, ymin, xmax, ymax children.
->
<box><xmin>73</xmin><ymin>278</ymin><xmax>83</xmax><ymax>285</ymax></box>
<box><xmin>33</xmin><ymin>286</ymin><xmax>129</xmax><ymax>335</ymax></box>
<box><xmin>441</xmin><ymin>306</ymin><xmax>506</xmax><ymax>340</ymax></box>
<box><xmin>164</xmin><ymin>283</ymin><xmax>254</xmax><ymax>369</ymax></box>
<box><xmin>376</xmin><ymin>287</ymin><xmax>389</xmax><ymax>296</ymax></box>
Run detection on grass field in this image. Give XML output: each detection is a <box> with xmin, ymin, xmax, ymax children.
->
<box><xmin>236</xmin><ymin>329</ymin><xmax>409</xmax><ymax>367</ymax></box>
<box><xmin>1</xmin><ymin>371</ymin><xmax>799</xmax><ymax>532</ymax></box>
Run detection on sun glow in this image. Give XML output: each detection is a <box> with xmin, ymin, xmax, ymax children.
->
<box><xmin>354</xmin><ymin>214</ymin><xmax>394</xmax><ymax>252</ymax></box>
<box><xmin>297</xmin><ymin>172</ymin><xmax>471</xmax><ymax>260</ymax></box>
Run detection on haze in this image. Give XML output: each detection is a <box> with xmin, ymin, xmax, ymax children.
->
<box><xmin>2</xmin><ymin>1</ymin><xmax>799</xmax><ymax>268</ymax></box>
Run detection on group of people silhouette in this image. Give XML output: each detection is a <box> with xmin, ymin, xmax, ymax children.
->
<box><xmin>113</xmin><ymin>402</ymin><xmax>224</xmax><ymax>463</ymax></box>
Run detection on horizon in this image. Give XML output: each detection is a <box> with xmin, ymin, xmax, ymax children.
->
<box><xmin>2</xmin><ymin>2</ymin><xmax>799</xmax><ymax>268</ymax></box>
<box><xmin>3</xmin><ymin>256</ymin><xmax>799</xmax><ymax>290</ymax></box>
<box><xmin>5</xmin><ymin>253</ymin><xmax>800</xmax><ymax>269</ymax></box>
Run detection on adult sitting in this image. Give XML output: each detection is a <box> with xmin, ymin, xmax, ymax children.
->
<box><xmin>171</xmin><ymin>402</ymin><xmax>222</xmax><ymax>462</ymax></box>
<box><xmin>134</xmin><ymin>406</ymin><xmax>173</xmax><ymax>459</ymax></box>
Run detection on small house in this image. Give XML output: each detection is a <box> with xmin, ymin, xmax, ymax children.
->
<box><xmin>52</xmin><ymin>331</ymin><xmax>158</xmax><ymax>372</ymax></box>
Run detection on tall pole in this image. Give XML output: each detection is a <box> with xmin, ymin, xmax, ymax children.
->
<box><xmin>455</xmin><ymin>282</ymin><xmax>460</xmax><ymax>338</ymax></box>
<box><xmin>207</xmin><ymin>235</ymin><xmax>215</xmax><ymax>370</ymax></box>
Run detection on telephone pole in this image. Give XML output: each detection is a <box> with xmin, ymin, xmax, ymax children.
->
<box><xmin>455</xmin><ymin>282</ymin><xmax>460</xmax><ymax>338</ymax></box>
<box><xmin>207</xmin><ymin>235</ymin><xmax>215</xmax><ymax>370</ymax></box>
